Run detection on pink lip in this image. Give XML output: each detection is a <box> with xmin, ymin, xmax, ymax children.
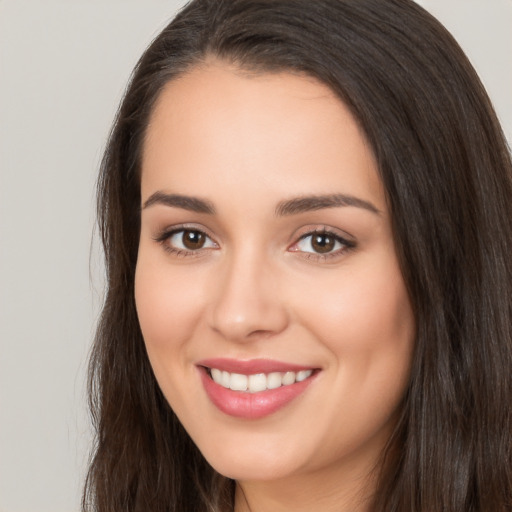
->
<box><xmin>197</xmin><ymin>359</ymin><xmax>319</xmax><ymax>420</ymax></box>
<box><xmin>197</xmin><ymin>357</ymin><xmax>314</xmax><ymax>375</ymax></box>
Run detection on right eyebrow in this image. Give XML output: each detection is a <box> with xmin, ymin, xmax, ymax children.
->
<box><xmin>275</xmin><ymin>193</ymin><xmax>381</xmax><ymax>216</ymax></box>
<box><xmin>141</xmin><ymin>191</ymin><xmax>216</xmax><ymax>214</ymax></box>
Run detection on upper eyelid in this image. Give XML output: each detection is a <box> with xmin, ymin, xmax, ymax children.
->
<box><xmin>298</xmin><ymin>230</ymin><xmax>349</xmax><ymax>241</ymax></box>
<box><xmin>291</xmin><ymin>225</ymin><xmax>355</xmax><ymax>244</ymax></box>
<box><xmin>153</xmin><ymin>224</ymin><xmax>217</xmax><ymax>242</ymax></box>
<box><xmin>291</xmin><ymin>232</ymin><xmax>355</xmax><ymax>251</ymax></box>
<box><xmin>297</xmin><ymin>232</ymin><xmax>350</xmax><ymax>244</ymax></box>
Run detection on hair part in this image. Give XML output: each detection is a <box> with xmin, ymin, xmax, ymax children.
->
<box><xmin>84</xmin><ymin>1</ymin><xmax>512</xmax><ymax>511</ymax></box>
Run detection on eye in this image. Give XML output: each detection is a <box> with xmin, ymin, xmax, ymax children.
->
<box><xmin>170</xmin><ymin>229</ymin><xmax>216</xmax><ymax>250</ymax></box>
<box><xmin>289</xmin><ymin>230</ymin><xmax>355</xmax><ymax>258</ymax></box>
<box><xmin>156</xmin><ymin>228</ymin><xmax>218</xmax><ymax>255</ymax></box>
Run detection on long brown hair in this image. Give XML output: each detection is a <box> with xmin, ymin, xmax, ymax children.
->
<box><xmin>83</xmin><ymin>1</ymin><xmax>512</xmax><ymax>510</ymax></box>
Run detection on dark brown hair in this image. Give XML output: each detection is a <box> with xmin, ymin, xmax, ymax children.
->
<box><xmin>84</xmin><ymin>1</ymin><xmax>512</xmax><ymax>510</ymax></box>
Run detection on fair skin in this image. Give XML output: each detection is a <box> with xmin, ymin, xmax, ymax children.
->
<box><xmin>135</xmin><ymin>61</ymin><xmax>415</xmax><ymax>512</ymax></box>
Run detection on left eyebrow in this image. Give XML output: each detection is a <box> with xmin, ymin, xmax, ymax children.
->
<box><xmin>142</xmin><ymin>191</ymin><xmax>216</xmax><ymax>214</ymax></box>
<box><xmin>275</xmin><ymin>194</ymin><xmax>381</xmax><ymax>216</ymax></box>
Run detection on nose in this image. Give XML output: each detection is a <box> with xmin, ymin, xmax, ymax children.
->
<box><xmin>207</xmin><ymin>250</ymin><xmax>289</xmax><ymax>342</ymax></box>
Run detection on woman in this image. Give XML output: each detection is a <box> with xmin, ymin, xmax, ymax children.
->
<box><xmin>83</xmin><ymin>0</ymin><xmax>512</xmax><ymax>510</ymax></box>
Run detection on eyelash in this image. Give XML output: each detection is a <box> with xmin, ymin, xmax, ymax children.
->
<box><xmin>153</xmin><ymin>226</ymin><xmax>218</xmax><ymax>258</ymax></box>
<box><xmin>154</xmin><ymin>226</ymin><xmax>356</xmax><ymax>261</ymax></box>
<box><xmin>290</xmin><ymin>230</ymin><xmax>356</xmax><ymax>261</ymax></box>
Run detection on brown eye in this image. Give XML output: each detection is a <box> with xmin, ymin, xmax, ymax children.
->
<box><xmin>182</xmin><ymin>230</ymin><xmax>206</xmax><ymax>250</ymax></box>
<box><xmin>311</xmin><ymin>234</ymin><xmax>335</xmax><ymax>253</ymax></box>
<box><xmin>291</xmin><ymin>230</ymin><xmax>354</xmax><ymax>258</ymax></box>
<box><xmin>164</xmin><ymin>229</ymin><xmax>217</xmax><ymax>253</ymax></box>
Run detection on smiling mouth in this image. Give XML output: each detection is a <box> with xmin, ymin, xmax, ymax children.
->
<box><xmin>199</xmin><ymin>361</ymin><xmax>319</xmax><ymax>419</ymax></box>
<box><xmin>205</xmin><ymin>367</ymin><xmax>314</xmax><ymax>393</ymax></box>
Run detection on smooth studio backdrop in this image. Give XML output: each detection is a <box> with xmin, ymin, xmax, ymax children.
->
<box><xmin>0</xmin><ymin>1</ymin><xmax>510</xmax><ymax>511</ymax></box>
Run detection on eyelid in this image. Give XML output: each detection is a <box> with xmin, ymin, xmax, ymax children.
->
<box><xmin>153</xmin><ymin>222</ymin><xmax>216</xmax><ymax>241</ymax></box>
<box><xmin>290</xmin><ymin>224</ymin><xmax>355</xmax><ymax>245</ymax></box>
<box><xmin>287</xmin><ymin>225</ymin><xmax>356</xmax><ymax>260</ymax></box>
<box><xmin>153</xmin><ymin>223</ymin><xmax>219</xmax><ymax>255</ymax></box>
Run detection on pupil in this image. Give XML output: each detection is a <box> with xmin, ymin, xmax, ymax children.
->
<box><xmin>183</xmin><ymin>230</ymin><xmax>205</xmax><ymax>250</ymax></box>
<box><xmin>312</xmin><ymin>234</ymin><xmax>334</xmax><ymax>253</ymax></box>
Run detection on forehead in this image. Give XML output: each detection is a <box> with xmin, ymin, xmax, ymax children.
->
<box><xmin>141</xmin><ymin>61</ymin><xmax>384</xmax><ymax>211</ymax></box>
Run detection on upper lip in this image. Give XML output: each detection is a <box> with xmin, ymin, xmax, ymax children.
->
<box><xmin>197</xmin><ymin>358</ymin><xmax>318</xmax><ymax>375</ymax></box>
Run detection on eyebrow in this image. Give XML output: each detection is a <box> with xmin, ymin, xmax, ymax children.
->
<box><xmin>275</xmin><ymin>194</ymin><xmax>381</xmax><ymax>216</ymax></box>
<box><xmin>142</xmin><ymin>191</ymin><xmax>380</xmax><ymax>216</ymax></box>
<box><xmin>142</xmin><ymin>192</ymin><xmax>216</xmax><ymax>214</ymax></box>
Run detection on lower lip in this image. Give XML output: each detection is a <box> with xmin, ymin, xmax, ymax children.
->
<box><xmin>199</xmin><ymin>368</ymin><xmax>317</xmax><ymax>419</ymax></box>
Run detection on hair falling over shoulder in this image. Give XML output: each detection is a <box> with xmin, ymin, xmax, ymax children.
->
<box><xmin>83</xmin><ymin>1</ymin><xmax>512</xmax><ymax>511</ymax></box>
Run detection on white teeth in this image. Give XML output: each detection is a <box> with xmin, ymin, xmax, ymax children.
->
<box><xmin>282</xmin><ymin>371</ymin><xmax>296</xmax><ymax>386</ymax></box>
<box><xmin>229</xmin><ymin>373</ymin><xmax>248</xmax><ymax>391</ymax></box>
<box><xmin>267</xmin><ymin>372</ymin><xmax>282</xmax><ymax>389</ymax></box>
<box><xmin>221</xmin><ymin>371</ymin><xmax>230</xmax><ymax>388</ymax></box>
<box><xmin>211</xmin><ymin>368</ymin><xmax>222</xmax><ymax>383</ymax></box>
<box><xmin>209</xmin><ymin>368</ymin><xmax>313</xmax><ymax>392</ymax></box>
<box><xmin>248</xmin><ymin>373</ymin><xmax>267</xmax><ymax>393</ymax></box>
<box><xmin>296</xmin><ymin>370</ymin><xmax>312</xmax><ymax>382</ymax></box>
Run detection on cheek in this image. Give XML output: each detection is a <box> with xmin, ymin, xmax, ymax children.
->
<box><xmin>134</xmin><ymin>254</ymin><xmax>214</xmax><ymax>421</ymax></box>
<box><xmin>299</xmin><ymin>251</ymin><xmax>414</xmax><ymax>358</ymax></box>
<box><xmin>293</xmin><ymin>251</ymin><xmax>415</xmax><ymax>416</ymax></box>
<box><xmin>134</xmin><ymin>255</ymin><xmax>205</xmax><ymax>364</ymax></box>
<box><xmin>290</xmin><ymin>257</ymin><xmax>414</xmax><ymax>461</ymax></box>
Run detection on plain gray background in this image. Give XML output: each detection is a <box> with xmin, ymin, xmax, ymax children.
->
<box><xmin>0</xmin><ymin>1</ymin><xmax>510</xmax><ymax>511</ymax></box>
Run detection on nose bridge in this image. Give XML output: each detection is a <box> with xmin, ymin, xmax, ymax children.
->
<box><xmin>208</xmin><ymin>244</ymin><xmax>288</xmax><ymax>341</ymax></box>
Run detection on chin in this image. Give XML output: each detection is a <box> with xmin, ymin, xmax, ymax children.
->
<box><xmin>199</xmin><ymin>441</ymin><xmax>304</xmax><ymax>482</ymax></box>
<box><xmin>211</xmin><ymin>461</ymin><xmax>294</xmax><ymax>482</ymax></box>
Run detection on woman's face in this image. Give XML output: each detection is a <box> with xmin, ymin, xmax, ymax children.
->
<box><xmin>135</xmin><ymin>62</ymin><xmax>415</xmax><ymax>486</ymax></box>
